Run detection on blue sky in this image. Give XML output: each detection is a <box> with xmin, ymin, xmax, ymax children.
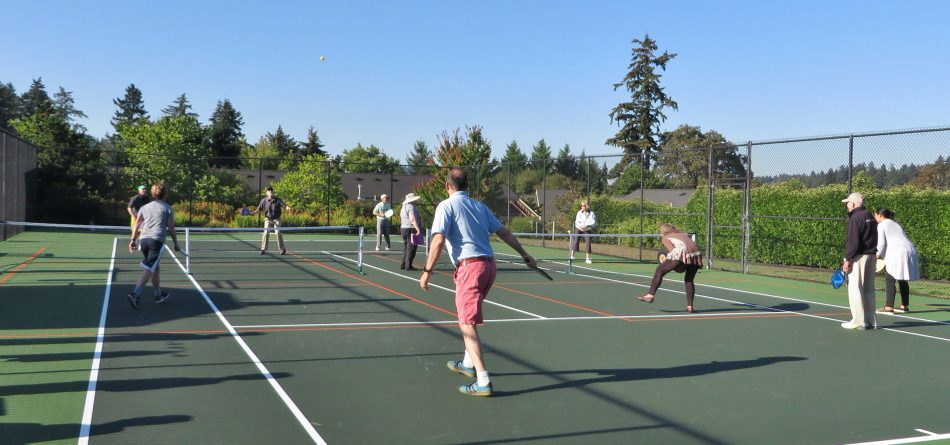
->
<box><xmin>5</xmin><ymin>0</ymin><xmax>950</xmax><ymax>166</ymax></box>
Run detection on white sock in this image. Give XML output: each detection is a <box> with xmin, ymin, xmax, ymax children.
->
<box><xmin>462</xmin><ymin>351</ymin><xmax>474</xmax><ymax>368</ymax></box>
<box><xmin>476</xmin><ymin>371</ymin><xmax>490</xmax><ymax>386</ymax></box>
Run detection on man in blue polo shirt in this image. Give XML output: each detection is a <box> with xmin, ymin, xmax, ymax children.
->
<box><xmin>420</xmin><ymin>168</ymin><xmax>538</xmax><ymax>396</ymax></box>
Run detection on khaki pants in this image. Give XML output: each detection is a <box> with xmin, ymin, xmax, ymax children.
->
<box><xmin>847</xmin><ymin>254</ymin><xmax>877</xmax><ymax>328</ymax></box>
<box><xmin>261</xmin><ymin>218</ymin><xmax>285</xmax><ymax>251</ymax></box>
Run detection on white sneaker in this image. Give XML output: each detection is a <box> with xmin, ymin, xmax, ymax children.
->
<box><xmin>840</xmin><ymin>321</ymin><xmax>865</xmax><ymax>330</ymax></box>
<box><xmin>386</xmin><ymin>247</ymin><xmax>391</xmax><ymax>251</ymax></box>
<box><xmin>585</xmin><ymin>258</ymin><xmax>592</xmax><ymax>264</ymax></box>
<box><xmin>375</xmin><ymin>247</ymin><xmax>380</xmax><ymax>251</ymax></box>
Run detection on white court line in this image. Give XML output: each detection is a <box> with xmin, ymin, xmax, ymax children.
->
<box><xmin>845</xmin><ymin>432</ymin><xmax>950</xmax><ymax>444</ymax></box>
<box><xmin>495</xmin><ymin>253</ymin><xmax>950</xmax><ymax>344</ymax></box>
<box><xmin>166</xmin><ymin>249</ymin><xmax>328</xmax><ymax>445</ymax></box>
<box><xmin>560</xmin><ymin>257</ymin><xmax>949</xmax><ymax>327</ymax></box>
<box><xmin>77</xmin><ymin>237</ymin><xmax>117</xmax><ymax>445</ymax></box>
<box><xmin>327</xmin><ymin>251</ymin><xmax>547</xmax><ymax>319</ymax></box>
<box><xmin>232</xmin><ymin>311</ymin><xmax>784</xmax><ymax>329</ymax></box>
<box><xmin>915</xmin><ymin>430</ymin><xmax>938</xmax><ymax>436</ymax></box>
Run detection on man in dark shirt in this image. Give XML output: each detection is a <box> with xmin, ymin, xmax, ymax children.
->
<box><xmin>840</xmin><ymin>192</ymin><xmax>878</xmax><ymax>330</ymax></box>
<box><xmin>127</xmin><ymin>185</ymin><xmax>150</xmax><ymax>227</ymax></box>
<box><xmin>250</xmin><ymin>187</ymin><xmax>290</xmax><ymax>255</ymax></box>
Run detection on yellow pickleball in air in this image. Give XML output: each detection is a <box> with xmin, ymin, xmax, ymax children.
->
<box><xmin>320</xmin><ymin>56</ymin><xmax>326</xmax><ymax>61</ymax></box>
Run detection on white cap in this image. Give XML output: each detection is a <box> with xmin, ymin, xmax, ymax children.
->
<box><xmin>841</xmin><ymin>192</ymin><xmax>864</xmax><ymax>206</ymax></box>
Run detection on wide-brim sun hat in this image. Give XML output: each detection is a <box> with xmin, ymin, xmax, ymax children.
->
<box><xmin>404</xmin><ymin>193</ymin><xmax>421</xmax><ymax>204</ymax></box>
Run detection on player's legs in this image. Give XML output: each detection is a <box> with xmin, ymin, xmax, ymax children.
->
<box><xmin>273</xmin><ymin>219</ymin><xmax>285</xmax><ymax>252</ymax></box>
<box><xmin>261</xmin><ymin>218</ymin><xmax>272</xmax><ymax>251</ymax></box>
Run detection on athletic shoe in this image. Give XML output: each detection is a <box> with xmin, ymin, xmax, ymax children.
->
<box><xmin>280</xmin><ymin>249</ymin><xmax>287</xmax><ymax>255</ymax></box>
<box><xmin>386</xmin><ymin>247</ymin><xmax>391</xmax><ymax>250</ymax></box>
<box><xmin>447</xmin><ymin>360</ymin><xmax>476</xmax><ymax>378</ymax></box>
<box><xmin>894</xmin><ymin>306</ymin><xmax>909</xmax><ymax>313</ymax></box>
<box><xmin>155</xmin><ymin>292</ymin><xmax>170</xmax><ymax>304</ymax></box>
<box><xmin>840</xmin><ymin>321</ymin><xmax>865</xmax><ymax>330</ymax></box>
<box><xmin>259</xmin><ymin>250</ymin><xmax>266</xmax><ymax>255</ymax></box>
<box><xmin>585</xmin><ymin>258</ymin><xmax>592</xmax><ymax>264</ymax></box>
<box><xmin>375</xmin><ymin>247</ymin><xmax>380</xmax><ymax>251</ymax></box>
<box><xmin>876</xmin><ymin>307</ymin><xmax>895</xmax><ymax>315</ymax></box>
<box><xmin>127</xmin><ymin>293</ymin><xmax>140</xmax><ymax>309</ymax></box>
<box><xmin>458</xmin><ymin>381</ymin><xmax>493</xmax><ymax>396</ymax></box>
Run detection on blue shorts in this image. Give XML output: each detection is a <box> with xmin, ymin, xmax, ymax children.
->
<box><xmin>139</xmin><ymin>238</ymin><xmax>165</xmax><ymax>272</ymax></box>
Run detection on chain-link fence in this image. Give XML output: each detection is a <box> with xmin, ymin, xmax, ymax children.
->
<box><xmin>0</xmin><ymin>130</ymin><xmax>37</xmax><ymax>240</ymax></box>
<box><xmin>6</xmin><ymin>126</ymin><xmax>949</xmax><ymax>296</ymax></box>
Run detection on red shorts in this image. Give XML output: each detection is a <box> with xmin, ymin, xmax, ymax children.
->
<box><xmin>453</xmin><ymin>260</ymin><xmax>497</xmax><ymax>325</ymax></box>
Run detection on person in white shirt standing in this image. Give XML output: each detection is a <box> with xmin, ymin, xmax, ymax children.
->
<box><xmin>874</xmin><ymin>208</ymin><xmax>920</xmax><ymax>314</ymax></box>
<box><xmin>570</xmin><ymin>200</ymin><xmax>597</xmax><ymax>264</ymax></box>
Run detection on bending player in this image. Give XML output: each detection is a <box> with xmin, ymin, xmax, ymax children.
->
<box><xmin>637</xmin><ymin>223</ymin><xmax>703</xmax><ymax>312</ymax></box>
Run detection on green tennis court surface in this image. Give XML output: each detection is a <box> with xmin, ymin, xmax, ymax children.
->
<box><xmin>2</xmin><ymin>229</ymin><xmax>948</xmax><ymax>445</ymax></box>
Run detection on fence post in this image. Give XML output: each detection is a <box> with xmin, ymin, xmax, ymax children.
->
<box><xmin>742</xmin><ymin>141</ymin><xmax>752</xmax><ymax>274</ymax></box>
<box><xmin>847</xmin><ymin>135</ymin><xmax>854</xmax><ymax>194</ymax></box>
<box><xmin>506</xmin><ymin>161</ymin><xmax>511</xmax><ymax>225</ymax></box>
<box><xmin>325</xmin><ymin>159</ymin><xmax>331</xmax><ymax>225</ymax></box>
<box><xmin>541</xmin><ymin>159</ymin><xmax>547</xmax><ymax>249</ymax></box>
<box><xmin>706</xmin><ymin>145</ymin><xmax>714</xmax><ymax>267</ymax></box>
<box><xmin>638</xmin><ymin>152</ymin><xmax>645</xmax><ymax>261</ymax></box>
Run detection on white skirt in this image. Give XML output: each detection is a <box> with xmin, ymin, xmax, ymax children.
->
<box><xmin>883</xmin><ymin>243</ymin><xmax>920</xmax><ymax>281</ymax></box>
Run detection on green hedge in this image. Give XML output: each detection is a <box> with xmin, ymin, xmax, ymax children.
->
<box><xmin>682</xmin><ymin>182</ymin><xmax>949</xmax><ymax>280</ymax></box>
<box><xmin>576</xmin><ymin>179</ymin><xmax>948</xmax><ymax>280</ymax></box>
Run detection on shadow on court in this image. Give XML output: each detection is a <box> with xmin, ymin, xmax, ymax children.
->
<box><xmin>494</xmin><ymin>356</ymin><xmax>807</xmax><ymax>396</ymax></box>
<box><xmin>0</xmin><ymin>415</ymin><xmax>192</xmax><ymax>445</ymax></box>
<box><xmin>0</xmin><ymin>372</ymin><xmax>290</xmax><ymax>397</ymax></box>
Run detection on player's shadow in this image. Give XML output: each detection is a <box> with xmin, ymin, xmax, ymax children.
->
<box><xmin>0</xmin><ymin>372</ymin><xmax>291</xmax><ymax>397</ymax></box>
<box><xmin>494</xmin><ymin>356</ymin><xmax>807</xmax><ymax>396</ymax></box>
<box><xmin>0</xmin><ymin>350</ymin><xmax>169</xmax><ymax>363</ymax></box>
<box><xmin>1</xmin><ymin>415</ymin><xmax>192</xmax><ymax>445</ymax></box>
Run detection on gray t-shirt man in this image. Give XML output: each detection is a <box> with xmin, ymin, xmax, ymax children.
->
<box><xmin>137</xmin><ymin>200</ymin><xmax>174</xmax><ymax>242</ymax></box>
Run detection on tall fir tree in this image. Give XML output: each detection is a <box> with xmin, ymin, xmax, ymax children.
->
<box><xmin>302</xmin><ymin>126</ymin><xmax>327</xmax><ymax>156</ymax></box>
<box><xmin>606</xmin><ymin>34</ymin><xmax>677</xmax><ymax>173</ymax></box>
<box><xmin>52</xmin><ymin>87</ymin><xmax>87</xmax><ymax>132</ymax></box>
<box><xmin>530</xmin><ymin>138</ymin><xmax>553</xmax><ymax>173</ymax></box>
<box><xmin>20</xmin><ymin>78</ymin><xmax>52</xmax><ymax>117</ymax></box>
<box><xmin>207</xmin><ymin>99</ymin><xmax>244</xmax><ymax>167</ymax></box>
<box><xmin>553</xmin><ymin>144</ymin><xmax>578</xmax><ymax>177</ymax></box>
<box><xmin>405</xmin><ymin>139</ymin><xmax>433</xmax><ymax>174</ymax></box>
<box><xmin>111</xmin><ymin>83</ymin><xmax>149</xmax><ymax>131</ymax></box>
<box><xmin>0</xmin><ymin>82</ymin><xmax>19</xmax><ymax>132</ymax></box>
<box><xmin>500</xmin><ymin>140</ymin><xmax>528</xmax><ymax>173</ymax></box>
<box><xmin>162</xmin><ymin>93</ymin><xmax>198</xmax><ymax>118</ymax></box>
<box><xmin>266</xmin><ymin>125</ymin><xmax>299</xmax><ymax>169</ymax></box>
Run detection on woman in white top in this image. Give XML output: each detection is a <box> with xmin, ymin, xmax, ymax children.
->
<box><xmin>570</xmin><ymin>200</ymin><xmax>597</xmax><ymax>264</ymax></box>
<box><xmin>874</xmin><ymin>208</ymin><xmax>920</xmax><ymax>313</ymax></box>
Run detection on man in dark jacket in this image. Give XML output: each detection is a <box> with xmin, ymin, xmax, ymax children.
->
<box><xmin>841</xmin><ymin>192</ymin><xmax>878</xmax><ymax>330</ymax></box>
<box><xmin>250</xmin><ymin>187</ymin><xmax>290</xmax><ymax>255</ymax></box>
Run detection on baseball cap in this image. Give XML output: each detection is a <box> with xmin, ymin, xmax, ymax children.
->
<box><xmin>841</xmin><ymin>192</ymin><xmax>864</xmax><ymax>206</ymax></box>
<box><xmin>137</xmin><ymin>185</ymin><xmax>146</xmax><ymax>191</ymax></box>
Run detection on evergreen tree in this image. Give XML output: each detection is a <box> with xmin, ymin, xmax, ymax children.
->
<box><xmin>606</xmin><ymin>34</ymin><xmax>678</xmax><ymax>172</ymax></box>
<box><xmin>0</xmin><ymin>82</ymin><xmax>19</xmax><ymax>132</ymax></box>
<box><xmin>52</xmin><ymin>87</ymin><xmax>87</xmax><ymax>132</ymax></box>
<box><xmin>111</xmin><ymin>83</ymin><xmax>149</xmax><ymax>131</ymax></box>
<box><xmin>500</xmin><ymin>140</ymin><xmax>528</xmax><ymax>173</ymax></box>
<box><xmin>162</xmin><ymin>93</ymin><xmax>198</xmax><ymax>118</ymax></box>
<box><xmin>302</xmin><ymin>126</ymin><xmax>327</xmax><ymax>156</ymax></box>
<box><xmin>266</xmin><ymin>125</ymin><xmax>299</xmax><ymax>169</ymax></box>
<box><xmin>530</xmin><ymin>139</ymin><xmax>553</xmax><ymax>173</ymax></box>
<box><xmin>207</xmin><ymin>99</ymin><xmax>244</xmax><ymax>167</ymax></box>
<box><xmin>405</xmin><ymin>139</ymin><xmax>433</xmax><ymax>174</ymax></box>
<box><xmin>20</xmin><ymin>78</ymin><xmax>52</xmax><ymax>117</ymax></box>
<box><xmin>553</xmin><ymin>144</ymin><xmax>578</xmax><ymax>177</ymax></box>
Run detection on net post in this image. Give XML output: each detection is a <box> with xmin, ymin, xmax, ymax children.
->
<box><xmin>567</xmin><ymin>231</ymin><xmax>574</xmax><ymax>274</ymax></box>
<box><xmin>357</xmin><ymin>225</ymin><xmax>364</xmax><ymax>274</ymax></box>
<box><xmin>185</xmin><ymin>227</ymin><xmax>191</xmax><ymax>274</ymax></box>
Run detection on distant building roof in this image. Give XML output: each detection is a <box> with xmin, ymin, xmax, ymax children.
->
<box><xmin>619</xmin><ymin>189</ymin><xmax>696</xmax><ymax>207</ymax></box>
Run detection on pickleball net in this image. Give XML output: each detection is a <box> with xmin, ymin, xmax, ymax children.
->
<box><xmin>489</xmin><ymin>231</ymin><xmax>665</xmax><ymax>274</ymax></box>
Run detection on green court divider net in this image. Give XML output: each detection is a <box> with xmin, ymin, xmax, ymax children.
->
<box><xmin>0</xmin><ymin>221</ymin><xmax>365</xmax><ymax>276</ymax></box>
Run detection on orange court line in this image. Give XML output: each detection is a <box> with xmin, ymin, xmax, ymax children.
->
<box><xmin>369</xmin><ymin>253</ymin><xmax>634</xmax><ymax>323</ymax></box>
<box><xmin>292</xmin><ymin>253</ymin><xmax>457</xmax><ymax>317</ymax></box>
<box><xmin>0</xmin><ymin>247</ymin><xmax>47</xmax><ymax>285</ymax></box>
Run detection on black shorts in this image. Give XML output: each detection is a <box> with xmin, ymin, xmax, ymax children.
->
<box><xmin>139</xmin><ymin>238</ymin><xmax>165</xmax><ymax>272</ymax></box>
